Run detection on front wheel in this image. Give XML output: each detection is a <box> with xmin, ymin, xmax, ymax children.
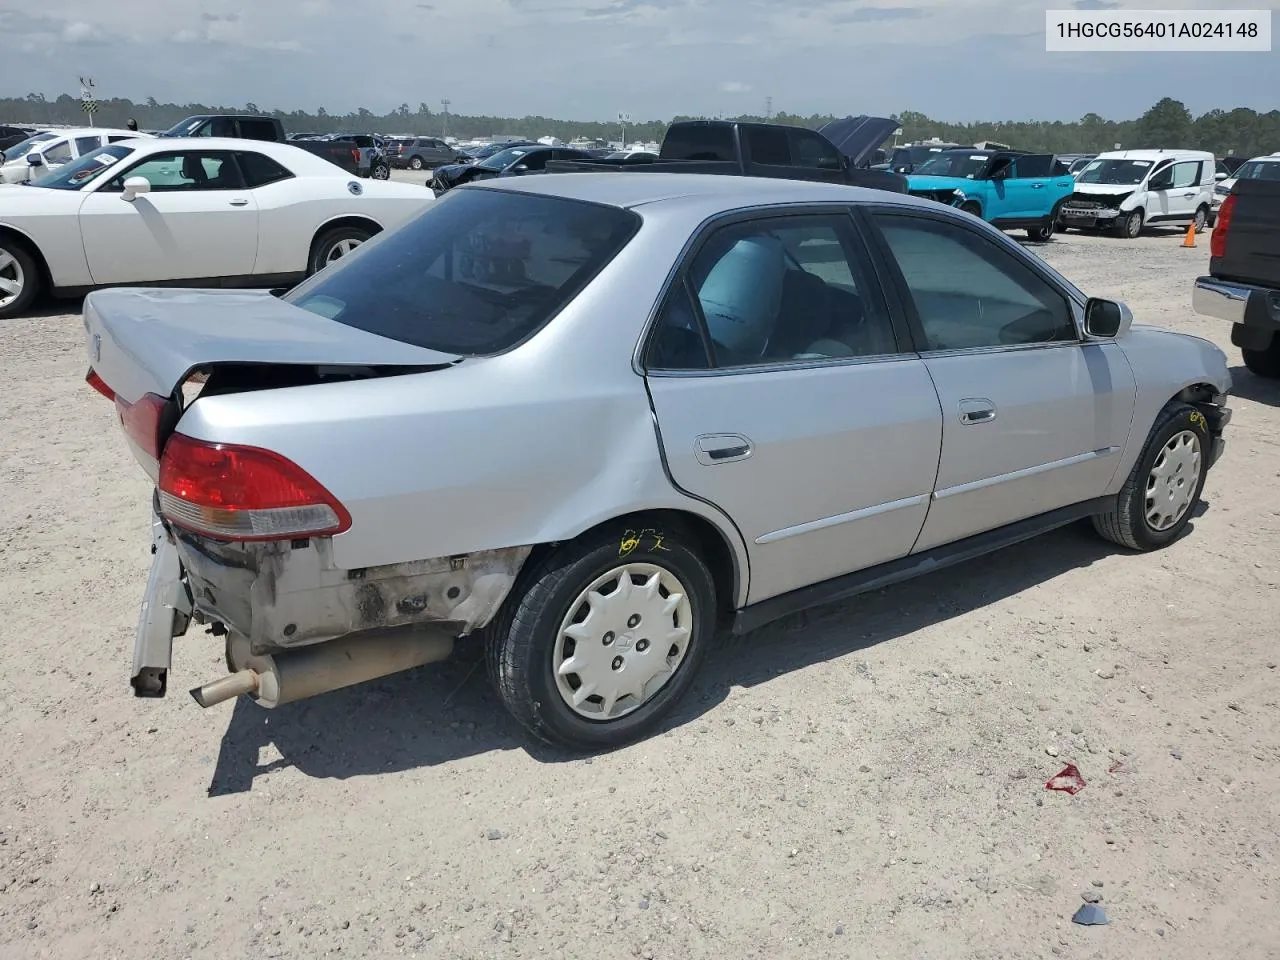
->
<box><xmin>486</xmin><ymin>522</ymin><xmax>718</xmax><ymax>750</ymax></box>
<box><xmin>308</xmin><ymin>226</ymin><xmax>372</xmax><ymax>275</ymax></box>
<box><xmin>1117</xmin><ymin>208</ymin><xmax>1144</xmax><ymax>238</ymax></box>
<box><xmin>1092</xmin><ymin>401</ymin><xmax>1210</xmax><ymax>551</ymax></box>
<box><xmin>409</xmin><ymin>156</ymin><xmax>424</xmax><ymax>171</ymax></box>
<box><xmin>1241</xmin><ymin>333</ymin><xmax>1280</xmax><ymax>378</ymax></box>
<box><xmin>0</xmin><ymin>237</ymin><xmax>40</xmax><ymax>319</ymax></box>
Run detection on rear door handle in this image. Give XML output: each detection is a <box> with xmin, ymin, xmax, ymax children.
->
<box><xmin>1031</xmin><ymin>183</ymin><xmax>1045</xmax><ymax>189</ymax></box>
<box><xmin>695</xmin><ymin>433</ymin><xmax>753</xmax><ymax>465</ymax></box>
<box><xmin>228</xmin><ymin>198</ymin><xmax>249</xmax><ymax>206</ymax></box>
<box><xmin>958</xmin><ymin>398</ymin><xmax>996</xmax><ymax>424</ymax></box>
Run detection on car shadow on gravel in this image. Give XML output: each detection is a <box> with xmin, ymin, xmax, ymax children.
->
<box><xmin>206</xmin><ymin>518</ymin><xmax>1151</xmax><ymax>795</ymax></box>
<box><xmin>1228</xmin><ymin>364</ymin><xmax>1280</xmax><ymax>406</ymax></box>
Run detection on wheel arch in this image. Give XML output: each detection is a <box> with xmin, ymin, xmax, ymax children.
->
<box><xmin>308</xmin><ymin>216</ymin><xmax>384</xmax><ymax>263</ymax></box>
<box><xmin>0</xmin><ymin>224</ymin><xmax>53</xmax><ymax>293</ymax></box>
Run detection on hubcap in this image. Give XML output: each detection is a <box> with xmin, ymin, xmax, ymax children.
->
<box><xmin>325</xmin><ymin>237</ymin><xmax>363</xmax><ymax>264</ymax></box>
<box><xmin>552</xmin><ymin>563</ymin><xmax>693</xmax><ymax>721</ymax></box>
<box><xmin>1145</xmin><ymin>430</ymin><xmax>1201</xmax><ymax>532</ymax></box>
<box><xmin>1127</xmin><ymin>213</ymin><xmax>1142</xmax><ymax>237</ymax></box>
<box><xmin>1194</xmin><ymin>209</ymin><xmax>1206</xmax><ymax>231</ymax></box>
<box><xmin>0</xmin><ymin>248</ymin><xmax>25</xmax><ymax>309</ymax></box>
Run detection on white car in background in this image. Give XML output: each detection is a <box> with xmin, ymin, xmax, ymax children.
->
<box><xmin>0</xmin><ymin>137</ymin><xmax>435</xmax><ymax>318</ymax></box>
<box><xmin>0</xmin><ymin>128</ymin><xmax>148</xmax><ymax>184</ymax></box>
<box><xmin>1212</xmin><ymin>152</ymin><xmax>1280</xmax><ymax>215</ymax></box>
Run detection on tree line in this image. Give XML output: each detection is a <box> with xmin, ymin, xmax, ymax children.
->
<box><xmin>4</xmin><ymin>92</ymin><xmax>1278</xmax><ymax>159</ymax></box>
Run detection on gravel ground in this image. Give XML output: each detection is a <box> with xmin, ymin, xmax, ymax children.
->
<box><xmin>2</xmin><ymin>226</ymin><xmax>1278</xmax><ymax>960</ymax></box>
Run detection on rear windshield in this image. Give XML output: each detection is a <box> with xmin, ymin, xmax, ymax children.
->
<box><xmin>285</xmin><ymin>188</ymin><xmax>641</xmax><ymax>356</ymax></box>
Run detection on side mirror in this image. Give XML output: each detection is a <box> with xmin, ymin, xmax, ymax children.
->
<box><xmin>1084</xmin><ymin>297</ymin><xmax>1132</xmax><ymax>339</ymax></box>
<box><xmin>1215</xmin><ymin>171</ymin><xmax>1228</xmax><ymax>182</ymax></box>
<box><xmin>511</xmin><ymin>164</ymin><xmax>528</xmax><ymax>173</ymax></box>
<box><xmin>27</xmin><ymin>153</ymin><xmax>44</xmax><ymax>167</ymax></box>
<box><xmin>121</xmin><ymin>176</ymin><xmax>151</xmax><ymax>202</ymax></box>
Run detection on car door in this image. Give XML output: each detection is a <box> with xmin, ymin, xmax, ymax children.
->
<box><xmin>644</xmin><ymin>210</ymin><xmax>943</xmax><ymax>604</ymax></box>
<box><xmin>508</xmin><ymin>149</ymin><xmax>551</xmax><ymax>175</ymax></box>
<box><xmin>1005</xmin><ymin>154</ymin><xmax>1064</xmax><ymax>218</ymax></box>
<box><xmin>863</xmin><ymin>207</ymin><xmax>1136</xmax><ymax>552</ymax></box>
<box><xmin>1165</xmin><ymin>160</ymin><xmax>1203</xmax><ymax>220</ymax></box>
<box><xmin>78</xmin><ymin>149</ymin><xmax>259</xmax><ymax>285</ymax></box>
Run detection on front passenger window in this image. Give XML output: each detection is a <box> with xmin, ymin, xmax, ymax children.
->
<box><xmin>105</xmin><ymin>152</ymin><xmax>245</xmax><ymax>192</ymax></box>
<box><xmin>871</xmin><ymin>213</ymin><xmax>1076</xmax><ymax>351</ymax></box>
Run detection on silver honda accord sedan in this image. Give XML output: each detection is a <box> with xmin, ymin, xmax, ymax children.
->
<box><xmin>83</xmin><ymin>172</ymin><xmax>1232</xmax><ymax>750</ymax></box>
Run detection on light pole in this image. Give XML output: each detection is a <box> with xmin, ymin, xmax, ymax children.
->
<box><xmin>618</xmin><ymin>112</ymin><xmax>631</xmax><ymax>149</ymax></box>
<box><xmin>441</xmin><ymin>99</ymin><xmax>450</xmax><ymax>139</ymax></box>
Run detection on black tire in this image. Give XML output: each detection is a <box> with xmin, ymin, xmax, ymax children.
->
<box><xmin>1193</xmin><ymin>205</ymin><xmax>1209</xmax><ymax>233</ymax></box>
<box><xmin>485</xmin><ymin>521</ymin><xmax>718</xmax><ymax>750</ymax></box>
<box><xmin>307</xmin><ymin>225</ymin><xmax>372</xmax><ymax>276</ymax></box>
<box><xmin>370</xmin><ymin>162</ymin><xmax>390</xmax><ymax>180</ymax></box>
<box><xmin>409</xmin><ymin>156</ymin><xmax>424</xmax><ymax>171</ymax></box>
<box><xmin>1092</xmin><ymin>401</ymin><xmax>1211</xmax><ymax>551</ymax></box>
<box><xmin>1025</xmin><ymin>219</ymin><xmax>1054</xmax><ymax>242</ymax></box>
<box><xmin>0</xmin><ymin>236</ymin><xmax>40</xmax><ymax>320</ymax></box>
<box><xmin>1117</xmin><ymin>208</ymin><xmax>1144</xmax><ymax>238</ymax></box>
<box><xmin>958</xmin><ymin>201</ymin><xmax>982</xmax><ymax>218</ymax></box>
<box><xmin>1241</xmin><ymin>333</ymin><xmax>1280</xmax><ymax>378</ymax></box>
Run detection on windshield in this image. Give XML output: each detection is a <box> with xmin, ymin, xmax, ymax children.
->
<box><xmin>914</xmin><ymin>152</ymin><xmax>992</xmax><ymax>178</ymax></box>
<box><xmin>476</xmin><ymin>146</ymin><xmax>534</xmax><ymax>171</ymax></box>
<box><xmin>1078</xmin><ymin>158</ymin><xmax>1153</xmax><ymax>185</ymax></box>
<box><xmin>3</xmin><ymin>132</ymin><xmax>56</xmax><ymax>163</ymax></box>
<box><xmin>1230</xmin><ymin>160</ymin><xmax>1280</xmax><ymax>182</ymax></box>
<box><xmin>285</xmin><ymin>189</ymin><xmax>640</xmax><ymax>356</ymax></box>
<box><xmin>160</xmin><ymin>117</ymin><xmax>208</xmax><ymax>137</ymax></box>
<box><xmin>29</xmin><ymin>144</ymin><xmax>134</xmax><ymax>190</ymax></box>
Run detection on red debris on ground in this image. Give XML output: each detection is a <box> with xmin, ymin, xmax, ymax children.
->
<box><xmin>1045</xmin><ymin>764</ymin><xmax>1087</xmax><ymax>795</ymax></box>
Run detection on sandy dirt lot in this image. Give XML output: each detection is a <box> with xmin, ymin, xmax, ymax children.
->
<box><xmin>2</xmin><ymin>227</ymin><xmax>1278</xmax><ymax>960</ymax></box>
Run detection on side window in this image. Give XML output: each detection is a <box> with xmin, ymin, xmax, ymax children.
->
<box><xmin>44</xmin><ymin>141</ymin><xmax>73</xmax><ymax>164</ymax></box>
<box><xmin>1012</xmin><ymin>154</ymin><xmax>1053</xmax><ymax>178</ymax></box>
<box><xmin>788</xmin><ymin>129</ymin><xmax>843</xmax><ymax>170</ymax></box>
<box><xmin>75</xmin><ymin>136</ymin><xmax>101</xmax><ymax>156</ymax></box>
<box><xmin>236</xmin><ymin>119</ymin><xmax>277</xmax><ymax>142</ymax></box>
<box><xmin>517</xmin><ymin>151</ymin><xmax>550</xmax><ymax>171</ymax></box>
<box><xmin>1148</xmin><ymin>160</ymin><xmax>1174</xmax><ymax>189</ymax></box>
<box><xmin>107</xmin><ymin>136</ymin><xmax>132</xmax><ymax>144</ymax></box>
<box><xmin>872</xmin><ymin>213</ymin><xmax>1076</xmax><ymax>351</ymax></box>
<box><xmin>237</xmin><ymin>151</ymin><xmax>294</xmax><ymax>188</ymax></box>
<box><xmin>104</xmin><ymin>152</ymin><xmax>246</xmax><ymax>192</ymax></box>
<box><xmin>659</xmin><ymin>125</ymin><xmax>735</xmax><ymax>161</ymax></box>
<box><xmin>747</xmin><ymin>127</ymin><xmax>791</xmax><ymax>165</ymax></box>
<box><xmin>650</xmin><ymin>215</ymin><xmax>897</xmax><ymax>369</ymax></box>
<box><xmin>648</xmin><ymin>283</ymin><xmax>712</xmax><ymax>370</ymax></box>
<box><xmin>1170</xmin><ymin>161</ymin><xmax>1200</xmax><ymax>189</ymax></box>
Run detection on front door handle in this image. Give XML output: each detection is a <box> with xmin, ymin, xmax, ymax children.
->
<box><xmin>958</xmin><ymin>398</ymin><xmax>996</xmax><ymax>424</ymax></box>
<box><xmin>695</xmin><ymin>433</ymin><xmax>753</xmax><ymax>465</ymax></box>
<box><xmin>228</xmin><ymin>198</ymin><xmax>249</xmax><ymax>207</ymax></box>
<box><xmin>1031</xmin><ymin>183</ymin><xmax>1045</xmax><ymax>189</ymax></box>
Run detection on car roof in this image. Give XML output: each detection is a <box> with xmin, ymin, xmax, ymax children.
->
<box><xmin>1096</xmin><ymin>149</ymin><xmax>1213</xmax><ymax>160</ymax></box>
<box><xmin>45</xmin><ymin>127</ymin><xmax>141</xmax><ymax>139</ymax></box>
<box><xmin>467</xmin><ymin>171</ymin><xmax>931</xmax><ymax>213</ymax></box>
<box><xmin>122</xmin><ymin>137</ymin><xmax>359</xmax><ymax>175</ymax></box>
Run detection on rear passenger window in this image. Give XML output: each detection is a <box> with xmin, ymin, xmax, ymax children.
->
<box><xmin>75</xmin><ymin>136</ymin><xmax>101</xmax><ymax>155</ymax></box>
<box><xmin>788</xmin><ymin>129</ymin><xmax>843</xmax><ymax>170</ymax></box>
<box><xmin>237</xmin><ymin>120</ymin><xmax>278</xmax><ymax>142</ymax></box>
<box><xmin>659</xmin><ymin>126</ymin><xmax>735</xmax><ymax>161</ymax></box>
<box><xmin>1011</xmin><ymin>154</ymin><xmax>1053</xmax><ymax>178</ymax></box>
<box><xmin>238</xmin><ymin>152</ymin><xmax>294</xmax><ymax>187</ymax></box>
<box><xmin>747</xmin><ymin>127</ymin><xmax>790</xmax><ymax>165</ymax></box>
<box><xmin>650</xmin><ymin>215</ymin><xmax>897</xmax><ymax>369</ymax></box>
<box><xmin>648</xmin><ymin>284</ymin><xmax>712</xmax><ymax>370</ymax></box>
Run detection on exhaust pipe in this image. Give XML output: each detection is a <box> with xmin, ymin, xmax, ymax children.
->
<box><xmin>189</xmin><ymin>628</ymin><xmax>454</xmax><ymax>709</ymax></box>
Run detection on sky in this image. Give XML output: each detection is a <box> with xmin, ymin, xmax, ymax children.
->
<box><xmin>2</xmin><ymin>0</ymin><xmax>1278</xmax><ymax>122</ymax></box>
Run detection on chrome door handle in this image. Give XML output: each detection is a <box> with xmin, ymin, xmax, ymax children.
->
<box><xmin>958</xmin><ymin>398</ymin><xmax>996</xmax><ymax>424</ymax></box>
<box><xmin>694</xmin><ymin>433</ymin><xmax>753</xmax><ymax>465</ymax></box>
<box><xmin>228</xmin><ymin>199</ymin><xmax>249</xmax><ymax>206</ymax></box>
<box><xmin>1031</xmin><ymin>183</ymin><xmax>1045</xmax><ymax>189</ymax></box>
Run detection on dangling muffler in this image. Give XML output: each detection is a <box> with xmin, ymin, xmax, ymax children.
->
<box><xmin>189</xmin><ymin>628</ymin><xmax>455</xmax><ymax>709</ymax></box>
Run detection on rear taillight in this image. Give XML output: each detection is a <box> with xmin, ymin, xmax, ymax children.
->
<box><xmin>114</xmin><ymin>392</ymin><xmax>169</xmax><ymax>461</ymax></box>
<box><xmin>1211</xmin><ymin>192</ymin><xmax>1235</xmax><ymax>259</ymax></box>
<box><xmin>158</xmin><ymin>433</ymin><xmax>352</xmax><ymax>541</ymax></box>
<box><xmin>351</xmin><ymin>148</ymin><xmax>360</xmax><ymax>166</ymax></box>
<box><xmin>85</xmin><ymin>368</ymin><xmax>114</xmax><ymax>401</ymax></box>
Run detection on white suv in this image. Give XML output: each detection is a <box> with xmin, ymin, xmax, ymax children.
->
<box><xmin>0</xmin><ymin>128</ymin><xmax>148</xmax><ymax>184</ymax></box>
<box><xmin>1057</xmin><ymin>149</ymin><xmax>1216</xmax><ymax>238</ymax></box>
<box><xmin>1212</xmin><ymin>152</ymin><xmax>1280</xmax><ymax>214</ymax></box>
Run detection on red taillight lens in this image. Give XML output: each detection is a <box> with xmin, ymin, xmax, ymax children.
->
<box><xmin>158</xmin><ymin>433</ymin><xmax>351</xmax><ymax>541</ymax></box>
<box><xmin>351</xmin><ymin>148</ymin><xmax>361</xmax><ymax>165</ymax></box>
<box><xmin>85</xmin><ymin>368</ymin><xmax>114</xmax><ymax>401</ymax></box>
<box><xmin>114</xmin><ymin>392</ymin><xmax>169</xmax><ymax>460</ymax></box>
<box><xmin>1211</xmin><ymin>192</ymin><xmax>1235</xmax><ymax>259</ymax></box>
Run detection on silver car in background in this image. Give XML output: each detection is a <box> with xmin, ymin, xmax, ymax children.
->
<box><xmin>84</xmin><ymin>173</ymin><xmax>1232</xmax><ymax>750</ymax></box>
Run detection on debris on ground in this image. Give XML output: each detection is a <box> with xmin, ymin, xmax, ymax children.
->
<box><xmin>1045</xmin><ymin>764</ymin><xmax>1087</xmax><ymax>795</ymax></box>
<box><xmin>1072</xmin><ymin>903</ymin><xmax>1109</xmax><ymax>926</ymax></box>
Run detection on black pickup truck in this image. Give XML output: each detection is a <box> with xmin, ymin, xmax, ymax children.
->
<box><xmin>1192</xmin><ymin>178</ymin><xmax>1280</xmax><ymax>378</ymax></box>
<box><xmin>545</xmin><ymin>116</ymin><xmax>907</xmax><ymax>192</ymax></box>
<box><xmin>159</xmin><ymin>115</ymin><xmax>366</xmax><ymax>177</ymax></box>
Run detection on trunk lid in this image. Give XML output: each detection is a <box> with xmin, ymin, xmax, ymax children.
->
<box><xmin>84</xmin><ymin>287</ymin><xmax>460</xmax><ymax>406</ymax></box>
<box><xmin>1211</xmin><ymin>178</ymin><xmax>1280</xmax><ymax>288</ymax></box>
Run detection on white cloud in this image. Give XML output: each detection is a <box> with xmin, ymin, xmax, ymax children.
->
<box><xmin>718</xmin><ymin>81</ymin><xmax>751</xmax><ymax>94</ymax></box>
<box><xmin>60</xmin><ymin>20</ymin><xmax>101</xmax><ymax>43</ymax></box>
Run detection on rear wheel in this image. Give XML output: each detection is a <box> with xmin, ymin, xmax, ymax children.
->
<box><xmin>308</xmin><ymin>226</ymin><xmax>373</xmax><ymax>275</ymax></box>
<box><xmin>1092</xmin><ymin>401</ymin><xmax>1210</xmax><ymax>551</ymax></box>
<box><xmin>0</xmin><ymin>237</ymin><xmax>39</xmax><ymax>319</ymax></box>
<box><xmin>1026</xmin><ymin>219</ymin><xmax>1054</xmax><ymax>242</ymax></box>
<box><xmin>485</xmin><ymin>522</ymin><xmax>717</xmax><ymax>750</ymax></box>
<box><xmin>1193</xmin><ymin>205</ymin><xmax>1209</xmax><ymax>233</ymax></box>
<box><xmin>370</xmin><ymin>161</ymin><xmax>390</xmax><ymax>180</ymax></box>
<box><xmin>1241</xmin><ymin>334</ymin><xmax>1280</xmax><ymax>379</ymax></box>
<box><xmin>409</xmin><ymin>156</ymin><xmax>424</xmax><ymax>171</ymax></box>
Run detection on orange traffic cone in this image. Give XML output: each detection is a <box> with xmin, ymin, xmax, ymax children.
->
<box><xmin>1182</xmin><ymin>222</ymin><xmax>1196</xmax><ymax>248</ymax></box>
